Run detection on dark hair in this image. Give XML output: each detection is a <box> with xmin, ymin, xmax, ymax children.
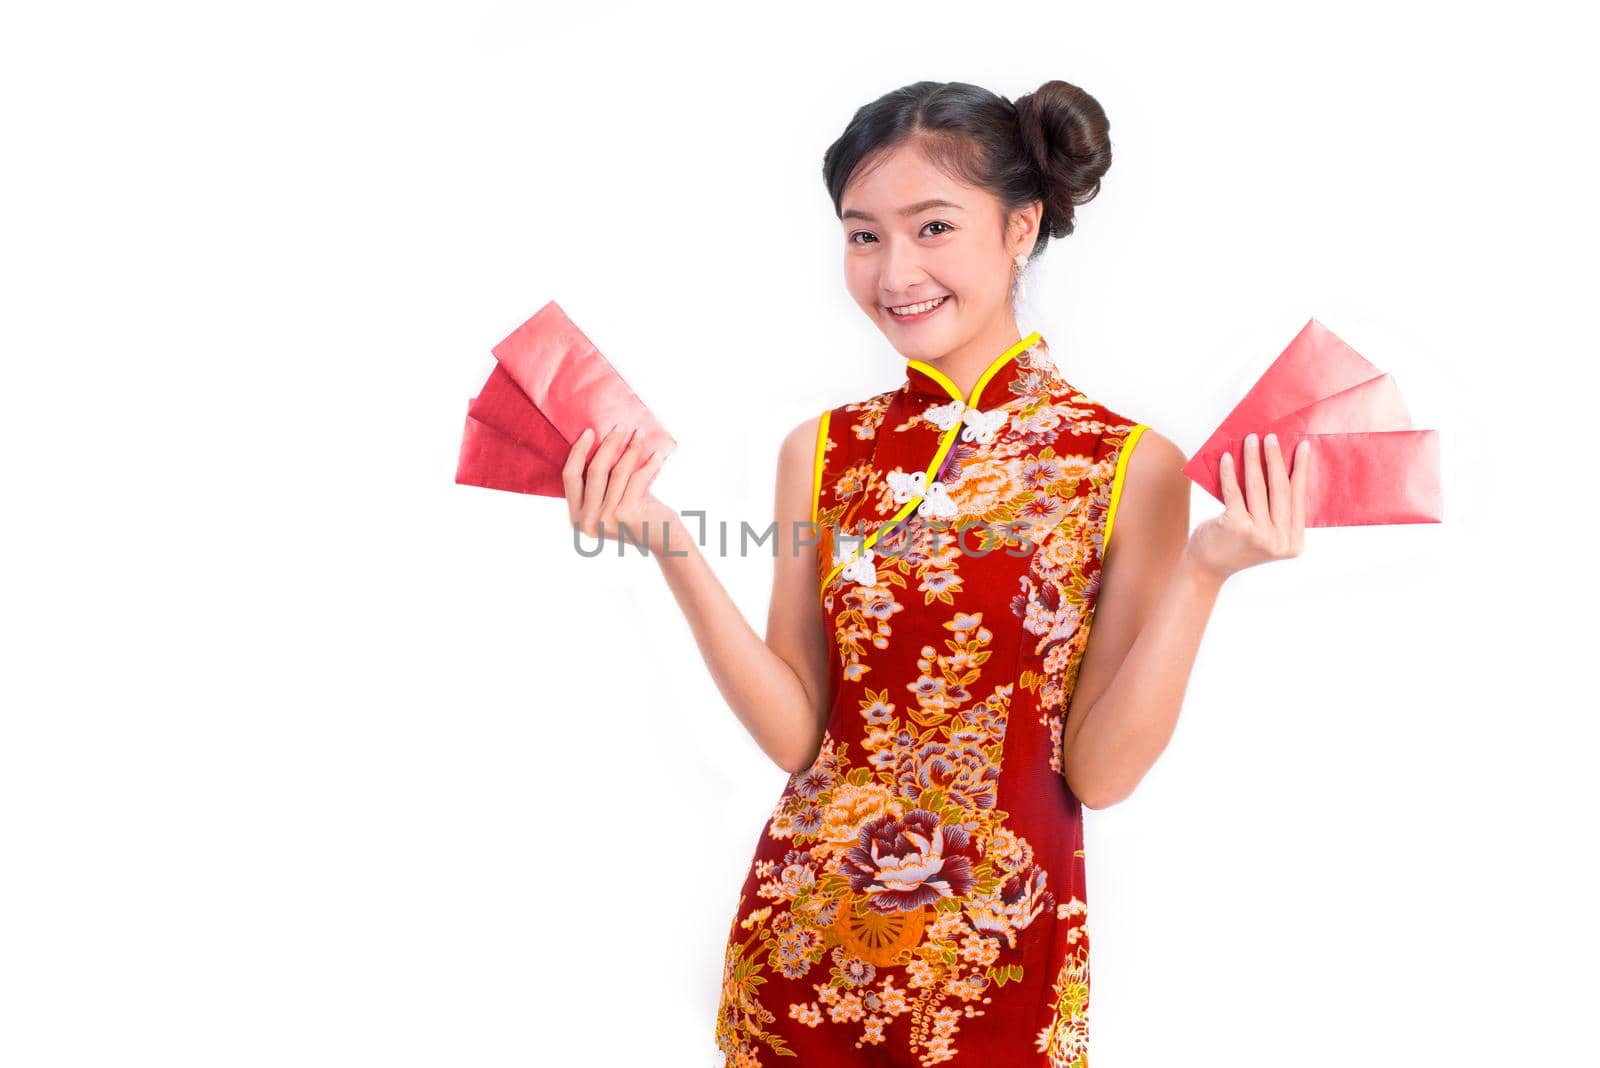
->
<box><xmin>822</xmin><ymin>79</ymin><xmax>1112</xmax><ymax>260</ymax></box>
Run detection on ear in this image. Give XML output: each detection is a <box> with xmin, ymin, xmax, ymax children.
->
<box><xmin>1007</xmin><ymin>200</ymin><xmax>1044</xmax><ymax>258</ymax></box>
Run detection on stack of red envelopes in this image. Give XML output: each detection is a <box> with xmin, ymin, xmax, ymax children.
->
<box><xmin>455</xmin><ymin>300</ymin><xmax>676</xmax><ymax>498</ymax></box>
<box><xmin>1182</xmin><ymin>318</ymin><xmax>1442</xmax><ymax>527</ymax></box>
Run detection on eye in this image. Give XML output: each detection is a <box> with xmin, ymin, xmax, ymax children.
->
<box><xmin>848</xmin><ymin>221</ymin><xmax>954</xmax><ymax>246</ymax></box>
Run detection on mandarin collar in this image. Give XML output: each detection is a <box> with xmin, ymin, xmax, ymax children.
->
<box><xmin>902</xmin><ymin>331</ymin><xmax>1046</xmax><ymax>408</ymax></box>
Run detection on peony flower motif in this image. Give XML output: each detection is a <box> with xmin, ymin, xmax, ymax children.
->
<box><xmin>960</xmin><ymin>406</ymin><xmax>1009</xmax><ymax>445</ymax></box>
<box><xmin>777</xmin><ymin>853</ymin><xmax>819</xmax><ymax>897</ymax></box>
<box><xmin>817</xmin><ymin>781</ymin><xmax>901</xmax><ymax>848</ymax></box>
<box><xmin>842</xmin><ymin>808</ymin><xmax>983</xmax><ymax>912</ymax></box>
<box><xmin>895</xmin><ymin>740</ymin><xmax>1000</xmax><ymax>813</ymax></box>
<box><xmin>965</xmin><ymin>862</ymin><xmax>1056</xmax><ymax>948</ymax></box>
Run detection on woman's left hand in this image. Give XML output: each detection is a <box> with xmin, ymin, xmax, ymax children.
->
<box><xmin>1184</xmin><ymin>432</ymin><xmax>1310</xmax><ymax>584</ymax></box>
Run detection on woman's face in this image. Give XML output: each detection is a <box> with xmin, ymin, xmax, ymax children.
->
<box><xmin>839</xmin><ymin>142</ymin><xmax>1039</xmax><ymax>361</ymax></box>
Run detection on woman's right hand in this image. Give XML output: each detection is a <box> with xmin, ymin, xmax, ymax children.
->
<box><xmin>562</xmin><ymin>422</ymin><xmax>672</xmax><ymax>553</ymax></box>
<box><xmin>1183</xmin><ymin>431</ymin><xmax>1308</xmax><ymax>584</ymax></box>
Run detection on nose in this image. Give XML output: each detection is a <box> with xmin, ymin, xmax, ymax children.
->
<box><xmin>879</xmin><ymin>238</ymin><xmax>928</xmax><ymax>299</ymax></box>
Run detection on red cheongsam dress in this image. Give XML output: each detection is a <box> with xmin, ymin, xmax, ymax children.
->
<box><xmin>714</xmin><ymin>331</ymin><xmax>1150</xmax><ymax>1067</ymax></box>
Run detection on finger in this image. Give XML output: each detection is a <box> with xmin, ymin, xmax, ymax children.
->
<box><xmin>618</xmin><ymin>448</ymin><xmax>666</xmax><ymax>518</ymax></box>
<box><xmin>1262</xmin><ymin>433</ymin><xmax>1288</xmax><ymax>534</ymax></box>
<box><xmin>1290</xmin><ymin>438</ymin><xmax>1310</xmax><ymax>551</ymax></box>
<box><xmin>1242</xmin><ymin>433</ymin><xmax>1268</xmax><ymax>524</ymax></box>
<box><xmin>1218</xmin><ymin>448</ymin><xmax>1245</xmax><ymax>515</ymax></box>
<box><xmin>562</xmin><ymin>427</ymin><xmax>595</xmax><ymax>526</ymax></box>
<box><xmin>599</xmin><ymin>427</ymin><xmax>645</xmax><ymax>519</ymax></box>
<box><xmin>579</xmin><ymin>422</ymin><xmax>630</xmax><ymax>530</ymax></box>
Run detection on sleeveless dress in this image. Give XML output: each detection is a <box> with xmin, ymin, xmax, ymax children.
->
<box><xmin>714</xmin><ymin>331</ymin><xmax>1150</xmax><ymax>1067</ymax></box>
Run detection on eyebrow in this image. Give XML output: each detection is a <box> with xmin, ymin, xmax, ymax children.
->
<box><xmin>840</xmin><ymin>198</ymin><xmax>964</xmax><ymax>223</ymax></box>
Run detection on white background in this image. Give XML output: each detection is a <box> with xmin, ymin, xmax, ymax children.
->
<box><xmin>3</xmin><ymin>1</ymin><xmax>1595</xmax><ymax>1065</ymax></box>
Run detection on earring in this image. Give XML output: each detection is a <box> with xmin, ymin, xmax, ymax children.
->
<box><xmin>1012</xmin><ymin>252</ymin><xmax>1031</xmax><ymax>304</ymax></box>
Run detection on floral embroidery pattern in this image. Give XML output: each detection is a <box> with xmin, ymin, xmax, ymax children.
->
<box><xmin>716</xmin><ymin>334</ymin><xmax>1144</xmax><ymax>1066</ymax></box>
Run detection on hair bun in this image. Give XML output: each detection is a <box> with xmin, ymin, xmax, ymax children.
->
<box><xmin>1012</xmin><ymin>80</ymin><xmax>1112</xmax><ymax>240</ymax></box>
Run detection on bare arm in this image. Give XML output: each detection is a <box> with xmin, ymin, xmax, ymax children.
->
<box><xmin>1061</xmin><ymin>430</ymin><xmax>1309</xmax><ymax>808</ymax></box>
<box><xmin>564</xmin><ymin>420</ymin><xmax>830</xmax><ymax>774</ymax></box>
<box><xmin>651</xmin><ymin>418</ymin><xmax>830</xmax><ymax>773</ymax></box>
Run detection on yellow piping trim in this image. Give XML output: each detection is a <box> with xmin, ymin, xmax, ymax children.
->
<box><xmin>811</xmin><ymin>408</ymin><xmax>831</xmax><ymax>526</ymax></box>
<box><xmin>903</xmin><ymin>358</ymin><xmax>962</xmax><ymax>400</ymax></box>
<box><xmin>822</xmin><ymin>332</ymin><xmax>1041</xmax><ymax>593</ymax></box>
<box><xmin>1103</xmin><ymin>423</ymin><xmax>1149</xmax><ymax>556</ymax></box>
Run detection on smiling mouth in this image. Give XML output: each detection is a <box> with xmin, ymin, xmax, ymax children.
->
<box><xmin>887</xmin><ymin>295</ymin><xmax>950</xmax><ymax>317</ymax></box>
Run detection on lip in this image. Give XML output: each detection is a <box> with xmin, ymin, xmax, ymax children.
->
<box><xmin>885</xmin><ymin>295</ymin><xmax>950</xmax><ymax>324</ymax></box>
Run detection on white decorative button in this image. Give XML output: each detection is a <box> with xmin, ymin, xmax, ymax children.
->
<box><xmin>887</xmin><ymin>468</ymin><xmax>927</xmax><ymax>504</ymax></box>
<box><xmin>840</xmin><ymin>547</ymin><xmax>877</xmax><ymax>587</ymax></box>
<box><xmin>925</xmin><ymin>400</ymin><xmax>1007</xmax><ymax>445</ymax></box>
<box><xmin>925</xmin><ymin>400</ymin><xmax>964</xmax><ymax>430</ymax></box>
<box><xmin>960</xmin><ymin>407</ymin><xmax>1008</xmax><ymax>445</ymax></box>
<box><xmin>916</xmin><ymin>481</ymin><xmax>957</xmax><ymax>519</ymax></box>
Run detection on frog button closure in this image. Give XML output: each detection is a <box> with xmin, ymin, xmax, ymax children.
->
<box><xmin>823</xmin><ymin>331</ymin><xmax>1041</xmax><ymax>593</ymax></box>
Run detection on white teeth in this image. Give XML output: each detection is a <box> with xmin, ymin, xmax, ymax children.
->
<box><xmin>889</xmin><ymin>296</ymin><xmax>947</xmax><ymax>316</ymax></box>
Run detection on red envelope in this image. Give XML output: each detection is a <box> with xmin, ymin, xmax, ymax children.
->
<box><xmin>455</xmin><ymin>300</ymin><xmax>676</xmax><ymax>498</ymax></box>
<box><xmin>455</xmin><ymin>413</ymin><xmax>566</xmax><ymax>498</ymax></box>
<box><xmin>1182</xmin><ymin>318</ymin><xmax>1442</xmax><ymax>527</ymax></box>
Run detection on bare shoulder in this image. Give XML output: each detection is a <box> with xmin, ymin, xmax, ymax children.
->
<box><xmin>1106</xmin><ymin>426</ymin><xmax>1189</xmax><ymax>564</ymax></box>
<box><xmin>777</xmin><ymin>412</ymin><xmax>828</xmax><ymax>499</ymax></box>
<box><xmin>1124</xmin><ymin>426</ymin><xmax>1187</xmax><ymax>495</ymax></box>
<box><xmin>781</xmin><ymin>412</ymin><xmax>825</xmax><ymax>466</ymax></box>
<box><xmin>773</xmin><ymin>412</ymin><xmax>831</xmax><ymax>551</ymax></box>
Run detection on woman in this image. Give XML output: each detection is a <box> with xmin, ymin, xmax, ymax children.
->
<box><xmin>563</xmin><ymin>79</ymin><xmax>1309</xmax><ymax>1067</ymax></box>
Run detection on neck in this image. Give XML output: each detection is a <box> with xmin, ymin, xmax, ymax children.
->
<box><xmin>916</xmin><ymin>316</ymin><xmax>1027</xmax><ymax>397</ymax></box>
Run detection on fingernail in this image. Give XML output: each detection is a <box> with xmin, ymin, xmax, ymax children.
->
<box><xmin>1246</xmin><ymin>433</ymin><xmax>1257</xmax><ymax>446</ymax></box>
